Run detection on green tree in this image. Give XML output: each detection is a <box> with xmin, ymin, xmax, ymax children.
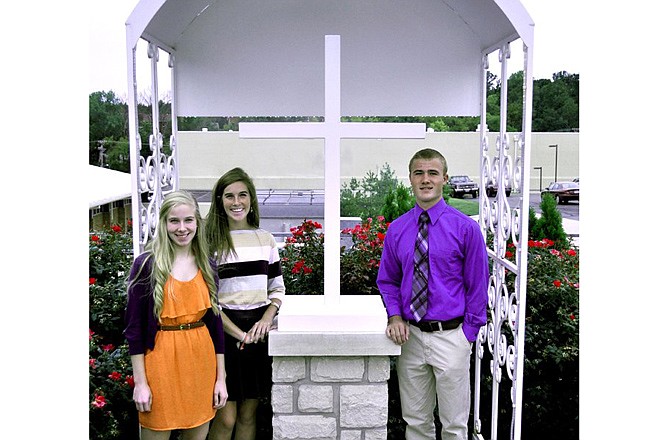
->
<box><xmin>340</xmin><ymin>163</ymin><xmax>401</xmax><ymax>219</ymax></box>
<box><xmin>89</xmin><ymin>91</ymin><xmax>128</xmax><ymax>167</ymax></box>
<box><xmin>485</xmin><ymin>71</ymin><xmax>579</xmax><ymax>132</ymax></box>
<box><xmin>532</xmin><ymin>193</ymin><xmax>569</xmax><ymax>248</ymax></box>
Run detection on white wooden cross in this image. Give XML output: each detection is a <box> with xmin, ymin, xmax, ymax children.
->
<box><xmin>239</xmin><ymin>35</ymin><xmax>425</xmax><ymax>306</ymax></box>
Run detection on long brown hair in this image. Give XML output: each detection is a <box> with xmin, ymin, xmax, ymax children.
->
<box><xmin>205</xmin><ymin>167</ymin><xmax>260</xmax><ymax>259</ymax></box>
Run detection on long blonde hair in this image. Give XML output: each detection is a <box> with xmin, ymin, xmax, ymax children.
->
<box><xmin>129</xmin><ymin>190</ymin><xmax>220</xmax><ymax>321</ymax></box>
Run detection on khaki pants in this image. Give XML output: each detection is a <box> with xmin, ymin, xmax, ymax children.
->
<box><xmin>396</xmin><ymin>323</ymin><xmax>473</xmax><ymax>440</ymax></box>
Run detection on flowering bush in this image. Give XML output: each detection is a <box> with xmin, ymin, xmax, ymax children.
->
<box><xmin>89</xmin><ymin>332</ymin><xmax>137</xmax><ymax>439</ymax></box>
<box><xmin>89</xmin><ymin>224</ymin><xmax>138</xmax><ymax>440</ymax></box>
<box><xmin>475</xmin><ymin>238</ymin><xmax>579</xmax><ymax>440</ymax></box>
<box><xmin>340</xmin><ymin>216</ymin><xmax>389</xmax><ymax>295</ymax></box>
<box><xmin>279</xmin><ymin>216</ymin><xmax>389</xmax><ymax>295</ymax></box>
<box><xmin>280</xmin><ymin>220</ymin><xmax>325</xmax><ymax>295</ymax></box>
<box><xmin>513</xmin><ymin>239</ymin><xmax>579</xmax><ymax>439</ymax></box>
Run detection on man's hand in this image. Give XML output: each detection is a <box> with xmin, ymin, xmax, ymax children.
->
<box><xmin>386</xmin><ymin>315</ymin><xmax>409</xmax><ymax>345</ymax></box>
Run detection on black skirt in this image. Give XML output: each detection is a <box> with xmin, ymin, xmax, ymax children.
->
<box><xmin>223</xmin><ymin>305</ymin><xmax>273</xmax><ymax>401</ymax></box>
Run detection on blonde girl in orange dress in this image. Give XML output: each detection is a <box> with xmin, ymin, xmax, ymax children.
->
<box><xmin>124</xmin><ymin>190</ymin><xmax>228</xmax><ymax>440</ymax></box>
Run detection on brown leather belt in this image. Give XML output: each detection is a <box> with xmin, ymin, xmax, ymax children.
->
<box><xmin>158</xmin><ymin>321</ymin><xmax>205</xmax><ymax>331</ymax></box>
<box><xmin>408</xmin><ymin>317</ymin><xmax>463</xmax><ymax>332</ymax></box>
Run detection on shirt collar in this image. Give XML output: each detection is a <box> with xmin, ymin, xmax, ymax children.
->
<box><xmin>414</xmin><ymin>198</ymin><xmax>447</xmax><ymax>225</ymax></box>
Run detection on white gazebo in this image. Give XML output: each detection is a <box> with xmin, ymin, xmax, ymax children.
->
<box><xmin>125</xmin><ymin>1</ymin><xmax>535</xmax><ymax>439</ymax></box>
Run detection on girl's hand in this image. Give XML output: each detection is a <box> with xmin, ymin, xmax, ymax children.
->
<box><xmin>248</xmin><ymin>316</ymin><xmax>273</xmax><ymax>343</ymax></box>
<box><xmin>213</xmin><ymin>379</ymin><xmax>228</xmax><ymax>409</ymax></box>
<box><xmin>133</xmin><ymin>383</ymin><xmax>152</xmax><ymax>412</ymax></box>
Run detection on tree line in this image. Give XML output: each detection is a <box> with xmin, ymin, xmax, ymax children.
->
<box><xmin>90</xmin><ymin>71</ymin><xmax>578</xmax><ymax>172</ymax></box>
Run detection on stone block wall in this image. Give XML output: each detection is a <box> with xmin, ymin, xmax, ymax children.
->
<box><xmin>272</xmin><ymin>355</ymin><xmax>392</xmax><ymax>440</ymax></box>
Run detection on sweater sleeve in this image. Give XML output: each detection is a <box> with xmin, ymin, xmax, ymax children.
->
<box><xmin>124</xmin><ymin>253</ymin><xmax>153</xmax><ymax>355</ymax></box>
<box><xmin>204</xmin><ymin>308</ymin><xmax>226</xmax><ymax>354</ymax></box>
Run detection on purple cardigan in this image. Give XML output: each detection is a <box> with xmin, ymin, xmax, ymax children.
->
<box><xmin>123</xmin><ymin>252</ymin><xmax>226</xmax><ymax>356</ymax></box>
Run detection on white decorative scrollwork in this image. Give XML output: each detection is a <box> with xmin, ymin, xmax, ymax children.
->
<box><xmin>130</xmin><ymin>41</ymin><xmax>176</xmax><ymax>255</ymax></box>
<box><xmin>473</xmin><ymin>41</ymin><xmax>530</xmax><ymax>440</ymax></box>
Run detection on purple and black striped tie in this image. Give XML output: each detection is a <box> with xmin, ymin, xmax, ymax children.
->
<box><xmin>410</xmin><ymin>211</ymin><xmax>429</xmax><ymax>321</ymax></box>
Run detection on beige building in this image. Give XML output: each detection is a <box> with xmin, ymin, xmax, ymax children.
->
<box><xmin>178</xmin><ymin>130</ymin><xmax>578</xmax><ymax>193</ymax></box>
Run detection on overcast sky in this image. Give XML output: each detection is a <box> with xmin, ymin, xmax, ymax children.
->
<box><xmin>89</xmin><ymin>0</ymin><xmax>585</xmax><ymax>96</ymax></box>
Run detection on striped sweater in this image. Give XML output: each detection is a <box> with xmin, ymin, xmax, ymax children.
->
<box><xmin>216</xmin><ymin>228</ymin><xmax>286</xmax><ymax>310</ymax></box>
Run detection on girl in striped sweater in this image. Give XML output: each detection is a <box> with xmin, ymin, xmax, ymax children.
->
<box><xmin>205</xmin><ymin>167</ymin><xmax>285</xmax><ymax>440</ymax></box>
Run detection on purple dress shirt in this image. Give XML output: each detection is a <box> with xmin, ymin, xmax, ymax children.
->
<box><xmin>377</xmin><ymin>198</ymin><xmax>489</xmax><ymax>341</ymax></box>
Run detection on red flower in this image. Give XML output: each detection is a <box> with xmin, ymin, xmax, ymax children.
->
<box><xmin>89</xmin><ymin>277</ymin><xmax>96</xmax><ymax>285</ymax></box>
<box><xmin>89</xmin><ymin>329</ymin><xmax>95</xmax><ymax>340</ymax></box>
<box><xmin>505</xmin><ymin>251</ymin><xmax>514</xmax><ymax>259</ymax></box>
<box><xmin>111</xmin><ymin>224</ymin><xmax>122</xmax><ymax>233</ymax></box>
<box><xmin>569</xmin><ymin>313</ymin><xmax>576</xmax><ymax>320</ymax></box>
<box><xmin>92</xmin><ymin>393</ymin><xmax>107</xmax><ymax>408</ymax></box>
<box><xmin>102</xmin><ymin>344</ymin><xmax>115</xmax><ymax>352</ymax></box>
<box><xmin>553</xmin><ymin>280</ymin><xmax>562</xmax><ymax>287</ymax></box>
<box><xmin>127</xmin><ymin>219</ymin><xmax>133</xmax><ymax>226</ymax></box>
<box><xmin>292</xmin><ymin>260</ymin><xmax>305</xmax><ymax>274</ymax></box>
<box><xmin>90</xmin><ymin>358</ymin><xmax>97</xmax><ymax>369</ymax></box>
<box><xmin>108</xmin><ymin>371</ymin><xmax>122</xmax><ymax>381</ymax></box>
<box><xmin>125</xmin><ymin>375</ymin><xmax>135</xmax><ymax>387</ymax></box>
<box><xmin>303</xmin><ymin>266</ymin><xmax>313</xmax><ymax>274</ymax></box>
<box><xmin>91</xmin><ymin>235</ymin><xmax>100</xmax><ymax>242</ymax></box>
<box><xmin>550</xmin><ymin>249</ymin><xmax>560</xmax><ymax>256</ymax></box>
<box><xmin>567</xmin><ymin>249</ymin><xmax>577</xmax><ymax>257</ymax></box>
<box><xmin>376</xmin><ymin>232</ymin><xmax>385</xmax><ymax>241</ymax></box>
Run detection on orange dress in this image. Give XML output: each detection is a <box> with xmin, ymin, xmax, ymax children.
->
<box><xmin>140</xmin><ymin>270</ymin><xmax>217</xmax><ymax>431</ymax></box>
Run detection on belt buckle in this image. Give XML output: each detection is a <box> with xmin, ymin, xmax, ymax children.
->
<box><xmin>436</xmin><ymin>321</ymin><xmax>443</xmax><ymax>332</ymax></box>
<box><xmin>179</xmin><ymin>323</ymin><xmax>188</xmax><ymax>330</ymax></box>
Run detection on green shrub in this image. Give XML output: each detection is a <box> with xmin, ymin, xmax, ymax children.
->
<box><xmin>381</xmin><ymin>183</ymin><xmax>414</xmax><ymax>222</ymax></box>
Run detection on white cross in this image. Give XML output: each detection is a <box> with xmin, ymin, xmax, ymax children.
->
<box><xmin>239</xmin><ymin>35</ymin><xmax>425</xmax><ymax>305</ymax></box>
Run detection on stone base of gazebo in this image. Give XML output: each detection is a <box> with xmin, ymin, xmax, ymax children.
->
<box><xmin>268</xmin><ymin>296</ymin><xmax>400</xmax><ymax>440</ymax></box>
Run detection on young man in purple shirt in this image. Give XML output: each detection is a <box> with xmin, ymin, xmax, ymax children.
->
<box><xmin>377</xmin><ymin>148</ymin><xmax>489</xmax><ymax>440</ymax></box>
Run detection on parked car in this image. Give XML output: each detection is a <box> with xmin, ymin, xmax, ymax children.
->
<box><xmin>448</xmin><ymin>175</ymin><xmax>479</xmax><ymax>198</ymax></box>
<box><xmin>485</xmin><ymin>179</ymin><xmax>512</xmax><ymax>197</ymax></box>
<box><xmin>541</xmin><ymin>181</ymin><xmax>579</xmax><ymax>204</ymax></box>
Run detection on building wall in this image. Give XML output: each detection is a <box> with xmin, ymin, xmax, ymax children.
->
<box><xmin>178</xmin><ymin>131</ymin><xmax>578</xmax><ymax>192</ymax></box>
<box><xmin>89</xmin><ymin>198</ymin><xmax>133</xmax><ymax>232</ymax></box>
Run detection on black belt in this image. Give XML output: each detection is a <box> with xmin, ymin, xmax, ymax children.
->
<box><xmin>408</xmin><ymin>317</ymin><xmax>463</xmax><ymax>332</ymax></box>
<box><xmin>158</xmin><ymin>321</ymin><xmax>205</xmax><ymax>331</ymax></box>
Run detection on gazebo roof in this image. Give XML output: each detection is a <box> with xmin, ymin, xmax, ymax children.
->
<box><xmin>125</xmin><ymin>0</ymin><xmax>533</xmax><ymax>117</ymax></box>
